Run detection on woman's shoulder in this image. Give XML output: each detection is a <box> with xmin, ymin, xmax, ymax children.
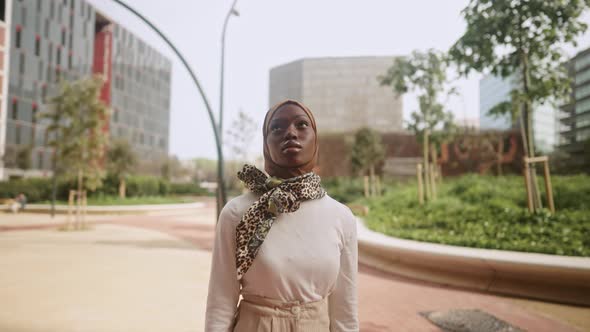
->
<box><xmin>219</xmin><ymin>192</ymin><xmax>259</xmax><ymax>224</ymax></box>
<box><xmin>314</xmin><ymin>194</ymin><xmax>356</xmax><ymax>223</ymax></box>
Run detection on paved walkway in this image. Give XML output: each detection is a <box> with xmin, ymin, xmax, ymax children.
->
<box><xmin>1</xmin><ymin>204</ymin><xmax>588</xmax><ymax>331</ymax></box>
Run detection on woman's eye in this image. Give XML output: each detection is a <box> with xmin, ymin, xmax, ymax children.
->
<box><xmin>297</xmin><ymin>121</ymin><xmax>309</xmax><ymax>128</ymax></box>
<box><xmin>270</xmin><ymin>125</ymin><xmax>283</xmax><ymax>132</ymax></box>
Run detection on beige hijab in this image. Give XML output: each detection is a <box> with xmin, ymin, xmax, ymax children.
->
<box><xmin>262</xmin><ymin>99</ymin><xmax>319</xmax><ymax>179</ymax></box>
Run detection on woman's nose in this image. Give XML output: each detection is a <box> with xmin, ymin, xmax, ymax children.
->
<box><xmin>284</xmin><ymin>125</ymin><xmax>298</xmax><ymax>139</ymax></box>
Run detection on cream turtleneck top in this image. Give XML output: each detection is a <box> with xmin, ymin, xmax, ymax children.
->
<box><xmin>204</xmin><ymin>192</ymin><xmax>358</xmax><ymax>331</ymax></box>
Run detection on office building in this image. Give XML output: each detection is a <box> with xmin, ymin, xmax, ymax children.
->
<box><xmin>479</xmin><ymin>73</ymin><xmax>558</xmax><ymax>153</ymax></box>
<box><xmin>1</xmin><ymin>0</ymin><xmax>171</xmax><ymax>180</ymax></box>
<box><xmin>0</xmin><ymin>0</ymin><xmax>12</xmax><ymax>180</ymax></box>
<box><xmin>269</xmin><ymin>57</ymin><xmax>403</xmax><ymax>134</ymax></box>
<box><xmin>560</xmin><ymin>47</ymin><xmax>590</xmax><ymax>169</ymax></box>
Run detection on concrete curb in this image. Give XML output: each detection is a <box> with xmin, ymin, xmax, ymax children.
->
<box><xmin>8</xmin><ymin>202</ymin><xmax>206</xmax><ymax>215</ymax></box>
<box><xmin>356</xmin><ymin>218</ymin><xmax>590</xmax><ymax>306</ymax></box>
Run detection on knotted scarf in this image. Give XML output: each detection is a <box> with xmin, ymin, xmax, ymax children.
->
<box><xmin>235</xmin><ymin>164</ymin><xmax>326</xmax><ymax>280</ymax></box>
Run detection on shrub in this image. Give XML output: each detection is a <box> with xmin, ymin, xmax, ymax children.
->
<box><xmin>359</xmin><ymin>174</ymin><xmax>590</xmax><ymax>257</ymax></box>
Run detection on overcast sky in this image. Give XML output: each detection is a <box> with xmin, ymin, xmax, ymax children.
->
<box><xmin>87</xmin><ymin>0</ymin><xmax>590</xmax><ymax>161</ymax></box>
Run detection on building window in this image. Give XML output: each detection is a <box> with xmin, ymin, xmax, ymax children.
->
<box><xmin>19</xmin><ymin>53</ymin><xmax>25</xmax><ymax>74</ymax></box>
<box><xmin>38</xmin><ymin>60</ymin><xmax>43</xmax><ymax>80</ymax></box>
<box><xmin>16</xmin><ymin>126</ymin><xmax>21</xmax><ymax>144</ymax></box>
<box><xmin>68</xmin><ymin>53</ymin><xmax>72</xmax><ymax>69</ymax></box>
<box><xmin>44</xmin><ymin>19</ymin><xmax>50</xmax><ymax>38</ymax></box>
<box><xmin>32</xmin><ymin>103</ymin><xmax>38</xmax><ymax>124</ymax></box>
<box><xmin>42</xmin><ymin>84</ymin><xmax>47</xmax><ymax>101</ymax></box>
<box><xmin>15</xmin><ymin>26</ymin><xmax>22</xmax><ymax>48</ymax></box>
<box><xmin>57</xmin><ymin>47</ymin><xmax>61</xmax><ymax>65</ymax></box>
<box><xmin>12</xmin><ymin>100</ymin><xmax>18</xmax><ymax>120</ymax></box>
<box><xmin>38</xmin><ymin>151</ymin><xmax>44</xmax><ymax>169</ymax></box>
<box><xmin>55</xmin><ymin>68</ymin><xmax>61</xmax><ymax>82</ymax></box>
<box><xmin>61</xmin><ymin>28</ymin><xmax>66</xmax><ymax>45</ymax></box>
<box><xmin>50</xmin><ymin>1</ymin><xmax>54</xmax><ymax>19</ymax></box>
<box><xmin>37</xmin><ymin>0</ymin><xmax>42</xmax><ymax>11</ymax></box>
<box><xmin>48</xmin><ymin>43</ymin><xmax>53</xmax><ymax>63</ymax></box>
<box><xmin>21</xmin><ymin>6</ymin><xmax>27</xmax><ymax>25</ymax></box>
<box><xmin>35</xmin><ymin>35</ymin><xmax>40</xmax><ymax>56</ymax></box>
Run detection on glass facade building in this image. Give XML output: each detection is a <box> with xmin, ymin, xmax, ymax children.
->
<box><xmin>479</xmin><ymin>73</ymin><xmax>559</xmax><ymax>153</ymax></box>
<box><xmin>559</xmin><ymin>47</ymin><xmax>590</xmax><ymax>169</ymax></box>
<box><xmin>1</xmin><ymin>0</ymin><xmax>171</xmax><ymax>179</ymax></box>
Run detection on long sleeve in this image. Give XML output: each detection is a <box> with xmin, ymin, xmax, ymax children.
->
<box><xmin>204</xmin><ymin>203</ymin><xmax>241</xmax><ymax>332</ymax></box>
<box><xmin>328</xmin><ymin>213</ymin><xmax>359</xmax><ymax>332</ymax></box>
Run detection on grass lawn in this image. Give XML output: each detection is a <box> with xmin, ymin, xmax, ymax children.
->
<box><xmin>335</xmin><ymin>174</ymin><xmax>589</xmax><ymax>257</ymax></box>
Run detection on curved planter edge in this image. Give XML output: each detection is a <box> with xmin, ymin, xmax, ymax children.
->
<box><xmin>356</xmin><ymin>218</ymin><xmax>590</xmax><ymax>306</ymax></box>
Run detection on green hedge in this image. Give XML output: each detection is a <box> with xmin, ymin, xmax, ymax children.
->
<box><xmin>168</xmin><ymin>182</ymin><xmax>208</xmax><ymax>196</ymax></box>
<box><xmin>0</xmin><ymin>175</ymin><xmax>207</xmax><ymax>202</ymax></box>
<box><xmin>361</xmin><ymin>174</ymin><xmax>590</xmax><ymax>257</ymax></box>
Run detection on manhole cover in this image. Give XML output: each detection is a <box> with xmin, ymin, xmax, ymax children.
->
<box><xmin>420</xmin><ymin>309</ymin><xmax>525</xmax><ymax>332</ymax></box>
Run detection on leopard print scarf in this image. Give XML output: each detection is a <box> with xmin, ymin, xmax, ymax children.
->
<box><xmin>235</xmin><ymin>164</ymin><xmax>326</xmax><ymax>280</ymax></box>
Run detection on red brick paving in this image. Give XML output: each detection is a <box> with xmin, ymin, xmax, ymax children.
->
<box><xmin>1</xmin><ymin>211</ymin><xmax>583</xmax><ymax>332</ymax></box>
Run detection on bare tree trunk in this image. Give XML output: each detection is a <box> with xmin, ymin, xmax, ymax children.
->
<box><xmin>496</xmin><ymin>135</ymin><xmax>504</xmax><ymax>176</ymax></box>
<box><xmin>430</xmin><ymin>144</ymin><xmax>437</xmax><ymax>199</ymax></box>
<box><xmin>521</xmin><ymin>52</ymin><xmax>542</xmax><ymax>210</ymax></box>
<box><xmin>363</xmin><ymin>175</ymin><xmax>369</xmax><ymax>198</ymax></box>
<box><xmin>76</xmin><ymin>169</ymin><xmax>82</xmax><ymax>230</ymax></box>
<box><xmin>423</xmin><ymin>130</ymin><xmax>431</xmax><ymax>202</ymax></box>
<box><xmin>119</xmin><ymin>178</ymin><xmax>126</xmax><ymax>199</ymax></box>
<box><xmin>369</xmin><ymin>165</ymin><xmax>376</xmax><ymax>197</ymax></box>
<box><xmin>417</xmin><ymin>163</ymin><xmax>424</xmax><ymax>205</ymax></box>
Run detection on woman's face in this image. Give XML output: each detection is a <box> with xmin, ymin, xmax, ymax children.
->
<box><xmin>266</xmin><ymin>103</ymin><xmax>316</xmax><ymax>169</ymax></box>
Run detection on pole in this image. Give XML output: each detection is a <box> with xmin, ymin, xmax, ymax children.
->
<box><xmin>112</xmin><ymin>0</ymin><xmax>226</xmax><ymax>218</ymax></box>
<box><xmin>217</xmin><ymin>0</ymin><xmax>239</xmax><ymax>217</ymax></box>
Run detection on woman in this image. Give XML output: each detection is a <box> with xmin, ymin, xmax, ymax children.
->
<box><xmin>205</xmin><ymin>99</ymin><xmax>358</xmax><ymax>332</ymax></box>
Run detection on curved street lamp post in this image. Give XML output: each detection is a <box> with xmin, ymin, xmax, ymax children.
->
<box><xmin>111</xmin><ymin>0</ymin><xmax>227</xmax><ymax>217</ymax></box>
<box><xmin>218</xmin><ymin>0</ymin><xmax>240</xmax><ymax>218</ymax></box>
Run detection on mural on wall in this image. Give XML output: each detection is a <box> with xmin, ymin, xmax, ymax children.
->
<box><xmin>317</xmin><ymin>130</ymin><xmax>524</xmax><ymax>178</ymax></box>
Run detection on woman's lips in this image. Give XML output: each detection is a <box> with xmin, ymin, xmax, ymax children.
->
<box><xmin>282</xmin><ymin>146</ymin><xmax>302</xmax><ymax>154</ymax></box>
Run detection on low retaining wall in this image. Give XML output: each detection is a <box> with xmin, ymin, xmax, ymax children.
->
<box><xmin>357</xmin><ymin>219</ymin><xmax>590</xmax><ymax>306</ymax></box>
<box><xmin>6</xmin><ymin>202</ymin><xmax>206</xmax><ymax>215</ymax></box>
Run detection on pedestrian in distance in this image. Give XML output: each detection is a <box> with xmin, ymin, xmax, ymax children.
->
<box><xmin>205</xmin><ymin>99</ymin><xmax>359</xmax><ymax>332</ymax></box>
<box><xmin>16</xmin><ymin>193</ymin><xmax>27</xmax><ymax>211</ymax></box>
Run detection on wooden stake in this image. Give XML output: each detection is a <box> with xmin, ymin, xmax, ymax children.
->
<box><xmin>430</xmin><ymin>164</ymin><xmax>437</xmax><ymax>200</ymax></box>
<box><xmin>543</xmin><ymin>159</ymin><xmax>555</xmax><ymax>213</ymax></box>
<box><xmin>524</xmin><ymin>163</ymin><xmax>534</xmax><ymax>213</ymax></box>
<box><xmin>82</xmin><ymin>190</ymin><xmax>87</xmax><ymax>228</ymax></box>
<box><xmin>417</xmin><ymin>163</ymin><xmax>424</xmax><ymax>205</ymax></box>
<box><xmin>67</xmin><ymin>190</ymin><xmax>74</xmax><ymax>230</ymax></box>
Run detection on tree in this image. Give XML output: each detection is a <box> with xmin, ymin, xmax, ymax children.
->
<box><xmin>39</xmin><ymin>75</ymin><xmax>110</xmax><ymax>225</ymax></box>
<box><xmin>15</xmin><ymin>145</ymin><xmax>33</xmax><ymax>170</ymax></box>
<box><xmin>225</xmin><ymin>110</ymin><xmax>257</xmax><ymax>192</ymax></box>
<box><xmin>379</xmin><ymin>49</ymin><xmax>456</xmax><ymax>201</ymax></box>
<box><xmin>160</xmin><ymin>155</ymin><xmax>191</xmax><ymax>182</ymax></box>
<box><xmin>449</xmin><ymin>0</ymin><xmax>590</xmax><ymax>210</ymax></box>
<box><xmin>106</xmin><ymin>139</ymin><xmax>137</xmax><ymax>198</ymax></box>
<box><xmin>351</xmin><ymin>127</ymin><xmax>385</xmax><ymax>197</ymax></box>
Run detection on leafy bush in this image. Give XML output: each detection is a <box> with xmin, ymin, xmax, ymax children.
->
<box><xmin>168</xmin><ymin>182</ymin><xmax>207</xmax><ymax>195</ymax></box>
<box><xmin>323</xmin><ymin>177</ymin><xmax>366</xmax><ymax>204</ymax></box>
<box><xmin>0</xmin><ymin>174</ymin><xmax>208</xmax><ymax>202</ymax></box>
<box><xmin>360</xmin><ymin>174</ymin><xmax>590</xmax><ymax>257</ymax></box>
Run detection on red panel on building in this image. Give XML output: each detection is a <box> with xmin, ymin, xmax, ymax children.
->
<box><xmin>92</xmin><ymin>25</ymin><xmax>113</xmax><ymax>135</ymax></box>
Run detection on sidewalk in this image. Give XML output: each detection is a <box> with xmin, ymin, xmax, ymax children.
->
<box><xmin>1</xmin><ymin>208</ymin><xmax>588</xmax><ymax>331</ymax></box>
<box><xmin>0</xmin><ymin>224</ymin><xmax>211</xmax><ymax>332</ymax></box>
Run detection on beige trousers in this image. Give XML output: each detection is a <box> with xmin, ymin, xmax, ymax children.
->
<box><xmin>233</xmin><ymin>294</ymin><xmax>330</xmax><ymax>332</ymax></box>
